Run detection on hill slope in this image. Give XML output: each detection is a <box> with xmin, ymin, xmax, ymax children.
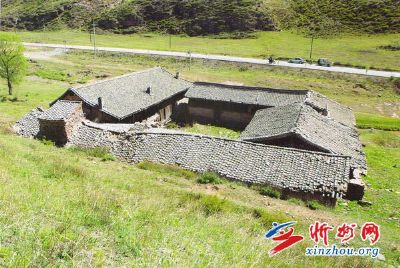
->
<box><xmin>2</xmin><ymin>0</ymin><xmax>399</xmax><ymax>35</ymax></box>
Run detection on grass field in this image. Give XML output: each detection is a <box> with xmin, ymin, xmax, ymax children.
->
<box><xmin>0</xmin><ymin>51</ymin><xmax>399</xmax><ymax>266</ymax></box>
<box><xmin>16</xmin><ymin>30</ymin><xmax>400</xmax><ymax>71</ymax></box>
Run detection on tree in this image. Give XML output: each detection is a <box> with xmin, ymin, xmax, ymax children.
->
<box><xmin>0</xmin><ymin>33</ymin><xmax>27</xmax><ymax>95</ymax></box>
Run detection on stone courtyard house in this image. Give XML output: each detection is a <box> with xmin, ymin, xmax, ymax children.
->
<box><xmin>55</xmin><ymin>67</ymin><xmax>192</xmax><ymax>123</ymax></box>
<box><xmin>14</xmin><ymin>67</ymin><xmax>368</xmax><ymax>205</ymax></box>
<box><xmin>38</xmin><ymin>100</ymin><xmax>83</xmax><ymax>145</ymax></box>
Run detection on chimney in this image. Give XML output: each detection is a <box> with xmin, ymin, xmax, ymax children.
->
<box><xmin>146</xmin><ymin>86</ymin><xmax>152</xmax><ymax>95</ymax></box>
<box><xmin>175</xmin><ymin>72</ymin><xmax>180</xmax><ymax>79</ymax></box>
<box><xmin>98</xmin><ymin>97</ymin><xmax>103</xmax><ymax>110</ymax></box>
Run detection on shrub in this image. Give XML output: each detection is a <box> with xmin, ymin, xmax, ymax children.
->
<box><xmin>196</xmin><ymin>172</ymin><xmax>222</xmax><ymax>184</ymax></box>
<box><xmin>239</xmin><ymin>66</ymin><xmax>249</xmax><ymax>72</ymax></box>
<box><xmin>252</xmin><ymin>208</ymin><xmax>289</xmax><ymax>227</ymax></box>
<box><xmin>166</xmin><ymin>121</ymin><xmax>179</xmax><ymax>129</ymax></box>
<box><xmin>40</xmin><ymin>139</ymin><xmax>55</xmax><ymax>146</ymax></box>
<box><xmin>306</xmin><ymin>200</ymin><xmax>323</xmax><ymax>210</ymax></box>
<box><xmin>200</xmin><ymin>195</ymin><xmax>226</xmax><ymax>215</ymax></box>
<box><xmin>287</xmin><ymin>198</ymin><xmax>305</xmax><ymax>206</ymax></box>
<box><xmin>259</xmin><ymin>186</ymin><xmax>281</xmax><ymax>199</ymax></box>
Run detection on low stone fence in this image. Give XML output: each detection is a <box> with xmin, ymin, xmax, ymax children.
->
<box><xmin>70</xmin><ymin>123</ymin><xmax>351</xmax><ymax>203</ymax></box>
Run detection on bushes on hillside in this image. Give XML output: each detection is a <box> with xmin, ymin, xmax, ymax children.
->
<box><xmin>97</xmin><ymin>0</ymin><xmax>275</xmax><ymax>36</ymax></box>
<box><xmin>288</xmin><ymin>0</ymin><xmax>400</xmax><ymax>34</ymax></box>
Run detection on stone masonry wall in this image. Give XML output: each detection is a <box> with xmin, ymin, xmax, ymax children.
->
<box><xmin>69</xmin><ymin>124</ymin><xmax>351</xmax><ymax>201</ymax></box>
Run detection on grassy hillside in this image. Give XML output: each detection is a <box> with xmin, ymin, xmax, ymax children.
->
<box><xmin>0</xmin><ymin>51</ymin><xmax>399</xmax><ymax>265</ymax></box>
<box><xmin>2</xmin><ymin>0</ymin><xmax>399</xmax><ymax>35</ymax></box>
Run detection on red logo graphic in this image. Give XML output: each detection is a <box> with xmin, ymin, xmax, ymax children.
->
<box><xmin>361</xmin><ymin>222</ymin><xmax>380</xmax><ymax>245</ymax></box>
<box><xmin>309</xmin><ymin>221</ymin><xmax>334</xmax><ymax>246</ymax></box>
<box><xmin>336</xmin><ymin>223</ymin><xmax>357</xmax><ymax>243</ymax></box>
<box><xmin>265</xmin><ymin>222</ymin><xmax>304</xmax><ymax>256</ymax></box>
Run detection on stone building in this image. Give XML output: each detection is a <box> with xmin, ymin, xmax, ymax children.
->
<box><xmin>38</xmin><ymin>100</ymin><xmax>84</xmax><ymax>145</ymax></box>
<box><xmin>55</xmin><ymin>67</ymin><xmax>192</xmax><ymax>123</ymax></box>
<box><xmin>185</xmin><ymin>82</ymin><xmax>356</xmax><ymax>130</ymax></box>
<box><xmin>239</xmin><ymin>103</ymin><xmax>366</xmax><ymax>174</ymax></box>
<box><xmin>185</xmin><ymin>82</ymin><xmax>308</xmax><ymax>130</ymax></box>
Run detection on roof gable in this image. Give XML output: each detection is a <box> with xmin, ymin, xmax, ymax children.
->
<box><xmin>39</xmin><ymin>100</ymin><xmax>82</xmax><ymax>121</ymax></box>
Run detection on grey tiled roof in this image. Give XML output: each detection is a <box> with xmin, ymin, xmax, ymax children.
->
<box><xmin>185</xmin><ymin>82</ymin><xmax>355</xmax><ymax>127</ymax></box>
<box><xmin>39</xmin><ymin>100</ymin><xmax>82</xmax><ymax>121</ymax></box>
<box><xmin>13</xmin><ymin>108</ymin><xmax>44</xmax><ymax>137</ymax></box>
<box><xmin>70</xmin><ymin>124</ymin><xmax>351</xmax><ymax>198</ymax></box>
<box><xmin>185</xmin><ymin>82</ymin><xmax>308</xmax><ymax>107</ymax></box>
<box><xmin>68</xmin><ymin>67</ymin><xmax>192</xmax><ymax>120</ymax></box>
<box><xmin>240</xmin><ymin>103</ymin><xmax>366</xmax><ymax>172</ymax></box>
<box><xmin>306</xmin><ymin>91</ymin><xmax>355</xmax><ymax>127</ymax></box>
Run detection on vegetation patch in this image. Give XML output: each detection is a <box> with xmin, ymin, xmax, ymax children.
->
<box><xmin>252</xmin><ymin>208</ymin><xmax>289</xmax><ymax>227</ymax></box>
<box><xmin>35</xmin><ymin>68</ymin><xmax>71</xmax><ymax>82</ymax></box>
<box><xmin>258</xmin><ymin>186</ymin><xmax>281</xmax><ymax>199</ymax></box>
<box><xmin>69</xmin><ymin>146</ymin><xmax>116</xmax><ymax>162</ymax></box>
<box><xmin>137</xmin><ymin>161</ymin><xmax>196</xmax><ymax>179</ymax></box>
<box><xmin>196</xmin><ymin>172</ymin><xmax>222</xmax><ymax>185</ymax></box>
<box><xmin>306</xmin><ymin>200</ymin><xmax>323</xmax><ymax>210</ymax></box>
<box><xmin>200</xmin><ymin>195</ymin><xmax>229</xmax><ymax>215</ymax></box>
<box><xmin>379</xmin><ymin>45</ymin><xmax>400</xmax><ymax>51</ymax></box>
<box><xmin>356</xmin><ymin>114</ymin><xmax>400</xmax><ymax>131</ymax></box>
<box><xmin>178</xmin><ymin>123</ymin><xmax>241</xmax><ymax>139</ymax></box>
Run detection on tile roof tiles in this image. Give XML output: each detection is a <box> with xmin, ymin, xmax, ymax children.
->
<box><xmin>68</xmin><ymin>67</ymin><xmax>192</xmax><ymax>120</ymax></box>
<box><xmin>39</xmin><ymin>100</ymin><xmax>82</xmax><ymax>121</ymax></box>
<box><xmin>240</xmin><ymin>103</ymin><xmax>366</xmax><ymax>172</ymax></box>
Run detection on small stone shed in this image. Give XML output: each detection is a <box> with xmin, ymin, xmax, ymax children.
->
<box><xmin>55</xmin><ymin>67</ymin><xmax>192</xmax><ymax>123</ymax></box>
<box><xmin>38</xmin><ymin>100</ymin><xmax>83</xmax><ymax>145</ymax></box>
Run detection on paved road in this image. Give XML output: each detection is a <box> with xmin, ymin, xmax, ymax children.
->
<box><xmin>24</xmin><ymin>42</ymin><xmax>400</xmax><ymax>78</ymax></box>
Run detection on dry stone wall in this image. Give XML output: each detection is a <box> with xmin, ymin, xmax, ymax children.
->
<box><xmin>69</xmin><ymin>124</ymin><xmax>351</xmax><ymax>200</ymax></box>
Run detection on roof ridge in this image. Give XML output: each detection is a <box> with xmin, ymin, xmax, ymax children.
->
<box><xmin>290</xmin><ymin>103</ymin><xmax>305</xmax><ymax>133</ymax></box>
<box><xmin>55</xmin><ymin>100</ymin><xmax>83</xmax><ymax>104</ymax></box>
<box><xmin>307</xmin><ymin>90</ymin><xmax>353</xmax><ymax>111</ymax></box>
<box><xmin>192</xmin><ymin>81</ymin><xmax>309</xmax><ymax>95</ymax></box>
<box><xmin>71</xmin><ymin>67</ymin><xmax>164</xmax><ymax>91</ymax></box>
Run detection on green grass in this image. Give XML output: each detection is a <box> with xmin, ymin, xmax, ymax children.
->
<box><xmin>16</xmin><ymin>30</ymin><xmax>400</xmax><ymax>71</ymax></box>
<box><xmin>356</xmin><ymin>113</ymin><xmax>400</xmax><ymax>131</ymax></box>
<box><xmin>0</xmin><ymin>52</ymin><xmax>398</xmax><ymax>266</ymax></box>
<box><xmin>68</xmin><ymin>147</ymin><xmax>116</xmax><ymax>162</ymax></box>
<box><xmin>170</xmin><ymin>123</ymin><xmax>241</xmax><ymax>140</ymax></box>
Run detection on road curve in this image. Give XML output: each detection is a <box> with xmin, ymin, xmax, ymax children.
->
<box><xmin>24</xmin><ymin>42</ymin><xmax>400</xmax><ymax>78</ymax></box>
